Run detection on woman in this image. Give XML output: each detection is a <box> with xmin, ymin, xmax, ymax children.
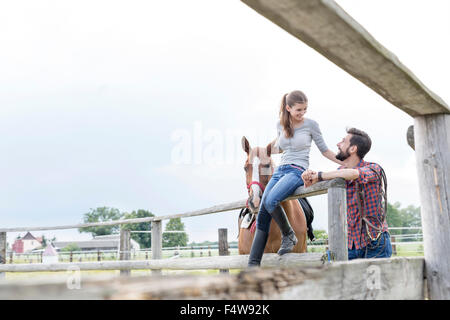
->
<box><xmin>248</xmin><ymin>90</ymin><xmax>342</xmax><ymax>267</ymax></box>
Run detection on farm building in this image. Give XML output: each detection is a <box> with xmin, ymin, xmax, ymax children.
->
<box><xmin>11</xmin><ymin>232</ymin><xmax>43</xmax><ymax>253</ymax></box>
<box><xmin>53</xmin><ymin>234</ymin><xmax>140</xmax><ymax>252</ymax></box>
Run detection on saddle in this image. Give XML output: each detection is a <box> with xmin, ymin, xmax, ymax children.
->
<box><xmin>239</xmin><ymin>198</ymin><xmax>315</xmax><ymax>241</ymax></box>
<box><xmin>239</xmin><ymin>207</ymin><xmax>255</xmax><ymax>229</ymax></box>
<box><xmin>298</xmin><ymin>197</ymin><xmax>315</xmax><ymax>241</ymax></box>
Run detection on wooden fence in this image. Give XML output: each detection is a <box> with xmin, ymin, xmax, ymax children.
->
<box><xmin>0</xmin><ymin>178</ymin><xmax>429</xmax><ymax>300</ymax></box>
<box><xmin>0</xmin><ymin>178</ymin><xmax>346</xmax><ymax>276</ymax></box>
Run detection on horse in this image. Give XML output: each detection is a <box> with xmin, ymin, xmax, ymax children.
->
<box><xmin>238</xmin><ymin>136</ymin><xmax>308</xmax><ymax>254</ymax></box>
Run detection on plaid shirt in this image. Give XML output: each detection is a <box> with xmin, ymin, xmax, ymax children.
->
<box><xmin>340</xmin><ymin>160</ymin><xmax>389</xmax><ymax>250</ymax></box>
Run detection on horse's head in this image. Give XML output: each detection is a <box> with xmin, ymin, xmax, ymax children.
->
<box><xmin>242</xmin><ymin>136</ymin><xmax>274</xmax><ymax>214</ymax></box>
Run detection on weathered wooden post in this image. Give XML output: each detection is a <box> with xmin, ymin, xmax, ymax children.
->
<box><xmin>119</xmin><ymin>228</ymin><xmax>131</xmax><ymax>276</ymax></box>
<box><xmin>0</xmin><ymin>232</ymin><xmax>6</xmax><ymax>279</ymax></box>
<box><xmin>151</xmin><ymin>221</ymin><xmax>162</xmax><ymax>275</ymax></box>
<box><xmin>327</xmin><ymin>181</ymin><xmax>348</xmax><ymax>261</ymax></box>
<box><xmin>414</xmin><ymin>114</ymin><xmax>450</xmax><ymax>299</ymax></box>
<box><xmin>218</xmin><ymin>228</ymin><xmax>229</xmax><ymax>273</ymax></box>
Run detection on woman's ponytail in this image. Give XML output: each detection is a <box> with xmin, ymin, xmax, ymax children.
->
<box><xmin>278</xmin><ymin>90</ymin><xmax>308</xmax><ymax>138</ymax></box>
<box><xmin>279</xmin><ymin>93</ymin><xmax>293</xmax><ymax>138</ymax></box>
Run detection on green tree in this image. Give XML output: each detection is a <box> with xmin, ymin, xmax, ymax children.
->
<box><xmin>60</xmin><ymin>243</ymin><xmax>81</xmax><ymax>252</ymax></box>
<box><xmin>122</xmin><ymin>209</ymin><xmax>154</xmax><ymax>249</ymax></box>
<box><xmin>387</xmin><ymin>202</ymin><xmax>421</xmax><ymax>230</ymax></box>
<box><xmin>397</xmin><ymin>204</ymin><xmax>421</xmax><ymax>241</ymax></box>
<box><xmin>313</xmin><ymin>229</ymin><xmax>328</xmax><ymax>240</ymax></box>
<box><xmin>163</xmin><ymin>218</ymin><xmax>188</xmax><ymax>248</ymax></box>
<box><xmin>399</xmin><ymin>205</ymin><xmax>421</xmax><ymax>234</ymax></box>
<box><xmin>386</xmin><ymin>202</ymin><xmax>403</xmax><ymax>228</ymax></box>
<box><xmin>78</xmin><ymin>207</ymin><xmax>123</xmax><ymax>236</ymax></box>
<box><xmin>386</xmin><ymin>202</ymin><xmax>422</xmax><ymax>242</ymax></box>
<box><xmin>40</xmin><ymin>235</ymin><xmax>48</xmax><ymax>247</ymax></box>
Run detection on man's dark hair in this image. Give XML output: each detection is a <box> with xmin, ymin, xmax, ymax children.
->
<box><xmin>347</xmin><ymin>127</ymin><xmax>372</xmax><ymax>159</ymax></box>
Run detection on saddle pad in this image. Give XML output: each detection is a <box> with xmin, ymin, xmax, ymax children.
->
<box><xmin>240</xmin><ymin>211</ymin><xmax>256</xmax><ymax>229</ymax></box>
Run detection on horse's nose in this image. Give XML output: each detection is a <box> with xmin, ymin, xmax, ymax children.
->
<box><xmin>249</xmin><ymin>196</ymin><xmax>261</xmax><ymax>212</ymax></box>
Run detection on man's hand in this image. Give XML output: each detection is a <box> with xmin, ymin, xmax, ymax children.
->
<box><xmin>302</xmin><ymin>169</ymin><xmax>318</xmax><ymax>188</ymax></box>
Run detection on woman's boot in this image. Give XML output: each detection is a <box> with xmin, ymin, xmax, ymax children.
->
<box><xmin>247</xmin><ymin>228</ymin><xmax>269</xmax><ymax>267</ymax></box>
<box><xmin>270</xmin><ymin>205</ymin><xmax>297</xmax><ymax>255</ymax></box>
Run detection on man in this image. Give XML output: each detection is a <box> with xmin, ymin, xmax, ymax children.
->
<box><xmin>302</xmin><ymin>128</ymin><xmax>392</xmax><ymax>260</ymax></box>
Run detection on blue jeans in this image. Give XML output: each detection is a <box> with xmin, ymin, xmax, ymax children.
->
<box><xmin>255</xmin><ymin>164</ymin><xmax>305</xmax><ymax>233</ymax></box>
<box><xmin>348</xmin><ymin>231</ymin><xmax>392</xmax><ymax>260</ymax></box>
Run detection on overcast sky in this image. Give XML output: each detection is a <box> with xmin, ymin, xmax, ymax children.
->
<box><xmin>1</xmin><ymin>0</ymin><xmax>449</xmax><ymax>246</ymax></box>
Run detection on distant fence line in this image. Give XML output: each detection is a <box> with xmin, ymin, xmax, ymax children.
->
<box><xmin>4</xmin><ymin>231</ymin><xmax>425</xmax><ymax>266</ymax></box>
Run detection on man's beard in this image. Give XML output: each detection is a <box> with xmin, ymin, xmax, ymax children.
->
<box><xmin>336</xmin><ymin>147</ymin><xmax>350</xmax><ymax>161</ymax></box>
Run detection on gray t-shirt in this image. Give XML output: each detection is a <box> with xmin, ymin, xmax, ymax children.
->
<box><xmin>275</xmin><ymin>118</ymin><xmax>328</xmax><ymax>169</ymax></box>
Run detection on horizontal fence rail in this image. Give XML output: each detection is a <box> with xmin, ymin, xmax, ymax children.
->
<box><xmin>0</xmin><ymin>257</ymin><xmax>426</xmax><ymax>300</ymax></box>
<box><xmin>0</xmin><ymin>253</ymin><xmax>326</xmax><ymax>273</ymax></box>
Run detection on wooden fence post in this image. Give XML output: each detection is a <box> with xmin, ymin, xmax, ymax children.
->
<box><xmin>151</xmin><ymin>221</ymin><xmax>162</xmax><ymax>275</ymax></box>
<box><xmin>327</xmin><ymin>185</ymin><xmax>348</xmax><ymax>261</ymax></box>
<box><xmin>0</xmin><ymin>232</ymin><xmax>6</xmax><ymax>279</ymax></box>
<box><xmin>218</xmin><ymin>228</ymin><xmax>229</xmax><ymax>273</ymax></box>
<box><xmin>414</xmin><ymin>114</ymin><xmax>450</xmax><ymax>300</ymax></box>
<box><xmin>120</xmin><ymin>229</ymin><xmax>131</xmax><ymax>276</ymax></box>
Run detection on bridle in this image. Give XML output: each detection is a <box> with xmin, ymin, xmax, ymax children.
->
<box><xmin>244</xmin><ymin>148</ymin><xmax>273</xmax><ymax>210</ymax></box>
<box><xmin>246</xmin><ymin>181</ymin><xmax>266</xmax><ymax>209</ymax></box>
<box><xmin>247</xmin><ymin>181</ymin><xmax>265</xmax><ymax>193</ymax></box>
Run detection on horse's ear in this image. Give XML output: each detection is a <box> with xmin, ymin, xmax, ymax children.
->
<box><xmin>241</xmin><ymin>136</ymin><xmax>250</xmax><ymax>154</ymax></box>
<box><xmin>266</xmin><ymin>142</ymin><xmax>272</xmax><ymax>157</ymax></box>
